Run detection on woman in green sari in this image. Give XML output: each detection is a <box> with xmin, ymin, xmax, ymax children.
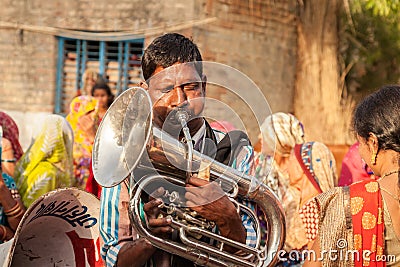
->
<box><xmin>15</xmin><ymin>115</ymin><xmax>74</xmax><ymax>207</ymax></box>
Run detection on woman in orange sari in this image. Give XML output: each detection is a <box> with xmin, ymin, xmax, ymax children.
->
<box><xmin>304</xmin><ymin>85</ymin><xmax>400</xmax><ymax>267</ymax></box>
<box><xmin>66</xmin><ymin>95</ymin><xmax>98</xmax><ymax>188</ymax></box>
<box><xmin>67</xmin><ymin>80</ymin><xmax>114</xmax><ymax>191</ymax></box>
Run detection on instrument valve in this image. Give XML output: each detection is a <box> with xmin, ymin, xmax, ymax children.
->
<box><xmin>169</xmin><ymin>191</ymin><xmax>180</xmax><ymax>203</ymax></box>
<box><xmin>163</xmin><ymin>190</ymin><xmax>180</xmax><ymax>203</ymax></box>
<box><xmin>189</xmin><ymin>211</ymin><xmax>198</xmax><ymax>217</ymax></box>
<box><xmin>167</xmin><ymin>203</ymin><xmax>176</xmax><ymax>215</ymax></box>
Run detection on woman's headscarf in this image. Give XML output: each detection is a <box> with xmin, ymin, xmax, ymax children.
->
<box><xmin>260</xmin><ymin>112</ymin><xmax>305</xmax><ymax>157</ymax></box>
<box><xmin>294</xmin><ymin>141</ymin><xmax>337</xmax><ymax>192</ymax></box>
<box><xmin>14</xmin><ymin>115</ymin><xmax>74</xmax><ymax>207</ymax></box>
<box><xmin>0</xmin><ymin>112</ymin><xmax>23</xmax><ymax>161</ymax></box>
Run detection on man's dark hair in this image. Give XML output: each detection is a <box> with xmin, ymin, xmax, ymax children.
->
<box><xmin>141</xmin><ymin>33</ymin><xmax>203</xmax><ymax>80</ymax></box>
<box><xmin>352</xmin><ymin>84</ymin><xmax>400</xmax><ymax>153</ymax></box>
<box><xmin>352</xmin><ymin>84</ymin><xmax>400</xmax><ymax>189</ymax></box>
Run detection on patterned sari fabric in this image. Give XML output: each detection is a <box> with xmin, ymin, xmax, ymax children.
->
<box><xmin>305</xmin><ymin>181</ymin><xmax>398</xmax><ymax>266</ymax></box>
<box><xmin>66</xmin><ymin>96</ymin><xmax>98</xmax><ymax>188</ymax></box>
<box><xmin>294</xmin><ymin>142</ymin><xmax>337</xmax><ymax>195</ymax></box>
<box><xmin>350</xmin><ymin>180</ymin><xmax>385</xmax><ymax>267</ymax></box>
<box><xmin>14</xmin><ymin>115</ymin><xmax>74</xmax><ymax>207</ymax></box>
<box><xmin>0</xmin><ymin>111</ymin><xmax>23</xmax><ymax>161</ymax></box>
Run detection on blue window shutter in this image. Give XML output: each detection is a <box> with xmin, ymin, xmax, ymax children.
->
<box><xmin>75</xmin><ymin>40</ymin><xmax>81</xmax><ymax>92</ymax></box>
<box><xmin>56</xmin><ymin>36</ymin><xmax>144</xmax><ymax>114</ymax></box>
<box><xmin>99</xmin><ymin>41</ymin><xmax>106</xmax><ymax>76</ymax></box>
<box><xmin>80</xmin><ymin>40</ymin><xmax>88</xmax><ymax>89</ymax></box>
<box><xmin>117</xmin><ymin>42</ymin><xmax>123</xmax><ymax>94</ymax></box>
<box><xmin>123</xmin><ymin>42</ymin><xmax>129</xmax><ymax>92</ymax></box>
<box><xmin>55</xmin><ymin>38</ymin><xmax>65</xmax><ymax>114</ymax></box>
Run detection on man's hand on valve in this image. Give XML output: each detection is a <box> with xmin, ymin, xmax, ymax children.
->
<box><xmin>143</xmin><ymin>187</ymin><xmax>173</xmax><ymax>238</ymax></box>
<box><xmin>185</xmin><ymin>176</ymin><xmax>246</xmax><ymax>250</ymax></box>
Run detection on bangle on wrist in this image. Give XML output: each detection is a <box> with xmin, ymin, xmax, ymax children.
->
<box><xmin>4</xmin><ymin>202</ymin><xmax>23</xmax><ymax>218</ymax></box>
<box><xmin>1</xmin><ymin>158</ymin><xmax>16</xmax><ymax>163</ymax></box>
<box><xmin>3</xmin><ymin>201</ymin><xmax>18</xmax><ymax>214</ymax></box>
<box><xmin>7</xmin><ymin>206</ymin><xmax>23</xmax><ymax>218</ymax></box>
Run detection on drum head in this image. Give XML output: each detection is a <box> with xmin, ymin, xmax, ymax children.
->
<box><xmin>3</xmin><ymin>188</ymin><xmax>101</xmax><ymax>267</ymax></box>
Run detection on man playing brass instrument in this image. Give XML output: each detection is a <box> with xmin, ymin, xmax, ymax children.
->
<box><xmin>99</xmin><ymin>33</ymin><xmax>257</xmax><ymax>267</ymax></box>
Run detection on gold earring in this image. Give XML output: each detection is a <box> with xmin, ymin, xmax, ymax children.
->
<box><xmin>371</xmin><ymin>151</ymin><xmax>377</xmax><ymax>165</ymax></box>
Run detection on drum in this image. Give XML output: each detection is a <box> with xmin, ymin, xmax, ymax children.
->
<box><xmin>0</xmin><ymin>188</ymin><xmax>102</xmax><ymax>267</ymax></box>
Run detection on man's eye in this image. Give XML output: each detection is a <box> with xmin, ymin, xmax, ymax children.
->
<box><xmin>184</xmin><ymin>83</ymin><xmax>200</xmax><ymax>90</ymax></box>
<box><xmin>161</xmin><ymin>85</ymin><xmax>174</xmax><ymax>93</ymax></box>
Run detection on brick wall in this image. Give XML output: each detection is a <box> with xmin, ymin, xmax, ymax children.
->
<box><xmin>0</xmin><ymin>30</ymin><xmax>56</xmax><ymax>113</ymax></box>
<box><xmin>0</xmin><ymin>0</ymin><xmax>297</xmax><ymax>146</ymax></box>
<box><xmin>193</xmin><ymin>0</ymin><xmax>297</xmax><ymax>141</ymax></box>
<box><xmin>0</xmin><ymin>0</ymin><xmax>198</xmax><ymax>113</ymax></box>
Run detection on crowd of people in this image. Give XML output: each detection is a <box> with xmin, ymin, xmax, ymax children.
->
<box><xmin>0</xmin><ymin>32</ymin><xmax>398</xmax><ymax>267</ymax></box>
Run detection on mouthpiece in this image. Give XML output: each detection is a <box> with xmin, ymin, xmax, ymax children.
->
<box><xmin>176</xmin><ymin>110</ymin><xmax>189</xmax><ymax>123</ymax></box>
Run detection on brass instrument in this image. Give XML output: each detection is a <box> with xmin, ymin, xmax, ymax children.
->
<box><xmin>93</xmin><ymin>87</ymin><xmax>285</xmax><ymax>267</ymax></box>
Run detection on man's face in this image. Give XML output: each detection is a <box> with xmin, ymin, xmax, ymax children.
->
<box><xmin>146</xmin><ymin>63</ymin><xmax>205</xmax><ymax>137</ymax></box>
